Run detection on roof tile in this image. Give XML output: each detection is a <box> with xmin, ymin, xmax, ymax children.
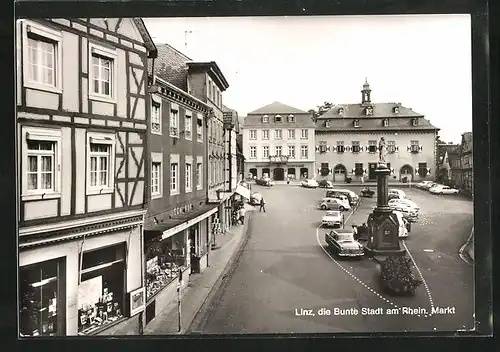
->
<box><xmin>153</xmin><ymin>43</ymin><xmax>191</xmax><ymax>92</ymax></box>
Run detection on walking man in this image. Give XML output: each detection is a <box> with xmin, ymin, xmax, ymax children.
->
<box><xmin>259</xmin><ymin>197</ymin><xmax>266</xmax><ymax>212</ymax></box>
<box><xmin>352</xmin><ymin>224</ymin><xmax>358</xmax><ymax>240</ymax></box>
<box><xmin>238</xmin><ymin>206</ymin><xmax>246</xmax><ymax>225</ymax></box>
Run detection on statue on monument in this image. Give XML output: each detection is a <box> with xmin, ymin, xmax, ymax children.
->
<box><xmin>378</xmin><ymin>137</ymin><xmax>387</xmax><ymax>164</ymax></box>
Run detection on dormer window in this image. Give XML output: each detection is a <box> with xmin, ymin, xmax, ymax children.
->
<box><xmin>338</xmin><ymin>107</ymin><xmax>344</xmax><ymax>115</ymax></box>
<box><xmin>275</xmin><ymin>114</ymin><xmax>282</xmax><ymax>123</ymax></box>
<box><xmin>412</xmin><ymin>118</ymin><xmax>418</xmax><ymax>126</ymax></box>
<box><xmin>383</xmin><ymin>119</ymin><xmax>389</xmax><ymax>127</ymax></box>
<box><xmin>262</xmin><ymin>115</ymin><xmax>269</xmax><ymax>123</ymax></box>
<box><xmin>287</xmin><ymin>114</ymin><xmax>295</xmax><ymax>123</ymax></box>
<box><xmin>325</xmin><ymin>120</ymin><xmax>331</xmax><ymax>128</ymax></box>
<box><xmin>353</xmin><ymin>119</ymin><xmax>359</xmax><ymax>128</ymax></box>
<box><xmin>393</xmin><ymin>106</ymin><xmax>399</xmax><ymax>114</ymax></box>
<box><xmin>366</xmin><ymin>107</ymin><xmax>373</xmax><ymax>116</ymax></box>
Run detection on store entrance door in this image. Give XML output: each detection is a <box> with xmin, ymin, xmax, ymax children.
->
<box><xmin>273</xmin><ymin>168</ymin><xmax>284</xmax><ymax>181</ymax></box>
<box><xmin>368</xmin><ymin>163</ymin><xmax>378</xmax><ymax>180</ymax></box>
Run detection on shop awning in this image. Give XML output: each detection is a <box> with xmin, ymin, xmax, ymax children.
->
<box><xmin>235</xmin><ymin>185</ymin><xmax>251</xmax><ymax>199</ymax></box>
<box><xmin>145</xmin><ymin>203</ymin><xmax>219</xmax><ymax>241</ymax></box>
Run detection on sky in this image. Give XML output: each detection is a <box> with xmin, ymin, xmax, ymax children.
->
<box><xmin>143</xmin><ymin>15</ymin><xmax>472</xmax><ymax>144</ymax></box>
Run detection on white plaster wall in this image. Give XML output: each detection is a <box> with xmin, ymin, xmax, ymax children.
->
<box><xmin>117</xmin><ymin>49</ymin><xmax>127</xmax><ymax>118</ymax></box>
<box><xmin>60</xmin><ymin>127</ymin><xmax>72</xmax><ymax>216</ymax></box>
<box><xmin>62</xmin><ymin>31</ymin><xmax>79</xmax><ymax>112</ymax></box>
<box><xmin>74</xmin><ymin>128</ymin><xmax>86</xmax><ymax>214</ymax></box>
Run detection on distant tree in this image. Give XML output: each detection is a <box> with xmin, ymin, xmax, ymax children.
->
<box><xmin>309</xmin><ymin>101</ymin><xmax>334</xmax><ymax>122</ymax></box>
<box><xmin>436</xmin><ymin>135</ymin><xmax>447</xmax><ymax>145</ymax></box>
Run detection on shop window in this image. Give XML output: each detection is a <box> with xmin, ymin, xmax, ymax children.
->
<box><xmin>145</xmin><ymin>233</ymin><xmax>187</xmax><ymax>301</ymax></box>
<box><xmin>78</xmin><ymin>243</ymin><xmax>126</xmax><ymax>335</ymax></box>
<box><xmin>320</xmin><ymin>163</ymin><xmax>330</xmax><ymax>176</ymax></box>
<box><xmin>19</xmin><ymin>258</ymin><xmax>65</xmax><ymax>337</ymax></box>
<box><xmin>287</xmin><ymin>168</ymin><xmax>296</xmax><ymax>179</ymax></box>
<box><xmin>355</xmin><ymin>163</ymin><xmax>364</xmax><ymax>176</ymax></box>
<box><xmin>262</xmin><ymin>168</ymin><xmax>270</xmax><ymax>178</ymax></box>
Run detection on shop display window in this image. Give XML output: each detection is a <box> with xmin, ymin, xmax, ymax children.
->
<box><xmin>145</xmin><ymin>232</ymin><xmax>187</xmax><ymax>300</ymax></box>
<box><xmin>77</xmin><ymin>243</ymin><xmax>126</xmax><ymax>335</ymax></box>
<box><xmin>19</xmin><ymin>258</ymin><xmax>65</xmax><ymax>337</ymax></box>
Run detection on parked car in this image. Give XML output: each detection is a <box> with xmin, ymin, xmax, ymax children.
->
<box><xmin>255</xmin><ymin>177</ymin><xmax>275</xmax><ymax>186</ymax></box>
<box><xmin>361</xmin><ymin>187</ymin><xmax>375</xmax><ymax>198</ymax></box>
<box><xmin>326</xmin><ymin>189</ymin><xmax>359</xmax><ymax>206</ymax></box>
<box><xmin>318</xmin><ymin>180</ymin><xmax>334</xmax><ymax>188</ymax></box>
<box><xmin>429</xmin><ymin>185</ymin><xmax>459</xmax><ymax>195</ymax></box>
<box><xmin>393</xmin><ymin>198</ymin><xmax>420</xmax><ymax>212</ymax></box>
<box><xmin>249</xmin><ymin>192</ymin><xmax>263</xmax><ymax>205</ymax></box>
<box><xmin>416</xmin><ymin>180</ymin><xmax>435</xmax><ymax>189</ymax></box>
<box><xmin>328</xmin><ymin>194</ymin><xmax>350</xmax><ymax>210</ymax></box>
<box><xmin>318</xmin><ymin>197</ymin><xmax>350</xmax><ymax>211</ymax></box>
<box><xmin>301</xmin><ymin>179</ymin><xmax>319</xmax><ymax>188</ymax></box>
<box><xmin>321</xmin><ymin>210</ymin><xmax>344</xmax><ymax>228</ymax></box>
<box><xmin>325</xmin><ymin>229</ymin><xmax>364</xmax><ymax>257</ymax></box>
<box><xmin>388</xmin><ymin>200</ymin><xmax>419</xmax><ymax>222</ymax></box>
<box><xmin>389</xmin><ymin>189</ymin><xmax>407</xmax><ymax>198</ymax></box>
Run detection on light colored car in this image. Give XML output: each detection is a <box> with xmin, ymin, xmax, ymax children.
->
<box><xmin>389</xmin><ymin>200</ymin><xmax>419</xmax><ymax>221</ymax></box>
<box><xmin>301</xmin><ymin>179</ymin><xmax>319</xmax><ymax>188</ymax></box>
<box><xmin>325</xmin><ymin>229</ymin><xmax>364</xmax><ymax>257</ymax></box>
<box><xmin>328</xmin><ymin>194</ymin><xmax>350</xmax><ymax>210</ymax></box>
<box><xmin>416</xmin><ymin>180</ymin><xmax>435</xmax><ymax>189</ymax></box>
<box><xmin>318</xmin><ymin>197</ymin><xmax>349</xmax><ymax>211</ymax></box>
<box><xmin>249</xmin><ymin>192</ymin><xmax>263</xmax><ymax>205</ymax></box>
<box><xmin>388</xmin><ymin>198</ymin><xmax>420</xmax><ymax>211</ymax></box>
<box><xmin>389</xmin><ymin>189</ymin><xmax>407</xmax><ymax>198</ymax></box>
<box><xmin>429</xmin><ymin>185</ymin><xmax>459</xmax><ymax>195</ymax></box>
<box><xmin>327</xmin><ymin>189</ymin><xmax>359</xmax><ymax>206</ymax></box>
<box><xmin>321</xmin><ymin>210</ymin><xmax>344</xmax><ymax>228</ymax></box>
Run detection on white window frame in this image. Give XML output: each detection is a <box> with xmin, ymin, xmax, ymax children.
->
<box><xmin>151</xmin><ymin>153</ymin><xmax>163</xmax><ymax>199</ymax></box>
<box><xmin>262</xmin><ymin>115</ymin><xmax>269</xmax><ymax>123</ymax></box>
<box><xmin>301</xmin><ymin>129</ymin><xmax>308</xmax><ymax>139</ymax></box>
<box><xmin>170</xmin><ymin>104</ymin><xmax>179</xmax><ymax>138</ymax></box>
<box><xmin>170</xmin><ymin>154</ymin><xmax>179</xmax><ymax>195</ymax></box>
<box><xmin>185</xmin><ymin>156</ymin><xmax>193</xmax><ymax>193</ymax></box>
<box><xmin>151</xmin><ymin>95</ymin><xmax>162</xmax><ymax>135</ymax></box>
<box><xmin>287</xmin><ymin>114</ymin><xmax>295</xmax><ymax>123</ymax></box>
<box><xmin>86</xmin><ymin>132</ymin><xmax>116</xmax><ymax>195</ymax></box>
<box><xmin>184</xmin><ymin>111</ymin><xmax>192</xmax><ymax>140</ymax></box>
<box><xmin>263</xmin><ymin>145</ymin><xmax>270</xmax><ymax>158</ymax></box>
<box><xmin>300</xmin><ymin>145</ymin><xmax>308</xmax><ymax>159</ymax></box>
<box><xmin>249</xmin><ymin>130</ymin><xmax>257</xmax><ymax>140</ymax></box>
<box><xmin>196</xmin><ymin>156</ymin><xmax>203</xmax><ymax>190</ymax></box>
<box><xmin>275</xmin><ymin>145</ymin><xmax>282</xmax><ymax>157</ymax></box>
<box><xmin>88</xmin><ymin>42</ymin><xmax>117</xmax><ymax>103</ymax></box>
<box><xmin>287</xmin><ymin>129</ymin><xmax>295</xmax><ymax>140</ymax></box>
<box><xmin>262</xmin><ymin>129</ymin><xmax>269</xmax><ymax>140</ymax></box>
<box><xmin>288</xmin><ymin>145</ymin><xmax>295</xmax><ymax>158</ymax></box>
<box><xmin>197</xmin><ymin>113</ymin><xmax>204</xmax><ymax>142</ymax></box>
<box><xmin>22</xmin><ymin>20</ymin><xmax>63</xmax><ymax>93</ymax></box>
<box><xmin>275</xmin><ymin>129</ymin><xmax>283</xmax><ymax>140</ymax></box>
<box><xmin>21</xmin><ymin>126</ymin><xmax>62</xmax><ymax>201</ymax></box>
<box><xmin>249</xmin><ymin>146</ymin><xmax>257</xmax><ymax>159</ymax></box>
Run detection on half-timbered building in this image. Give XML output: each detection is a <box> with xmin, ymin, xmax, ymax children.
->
<box><xmin>315</xmin><ymin>79</ymin><xmax>439</xmax><ymax>183</ymax></box>
<box><xmin>16</xmin><ymin>18</ymin><xmax>156</xmax><ymax>336</ymax></box>
<box><xmin>142</xmin><ymin>73</ymin><xmax>215</xmax><ymax>326</ymax></box>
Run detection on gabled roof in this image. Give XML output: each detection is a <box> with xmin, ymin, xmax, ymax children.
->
<box><xmin>153</xmin><ymin>43</ymin><xmax>191</xmax><ymax>92</ymax></box>
<box><xmin>318</xmin><ymin>102</ymin><xmax>423</xmax><ymax>119</ymax></box>
<box><xmin>186</xmin><ymin>61</ymin><xmax>229</xmax><ymax>91</ymax></box>
<box><xmin>247</xmin><ymin>101</ymin><xmax>308</xmax><ymax>115</ymax></box>
<box><xmin>132</xmin><ymin>18</ymin><xmax>157</xmax><ymax>58</ymax></box>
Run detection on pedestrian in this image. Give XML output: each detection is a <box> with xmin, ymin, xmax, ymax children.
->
<box><xmin>352</xmin><ymin>224</ymin><xmax>358</xmax><ymax>240</ymax></box>
<box><xmin>238</xmin><ymin>206</ymin><xmax>246</xmax><ymax>225</ymax></box>
<box><xmin>287</xmin><ymin>176</ymin><xmax>290</xmax><ymax>185</ymax></box>
<box><xmin>259</xmin><ymin>197</ymin><xmax>266</xmax><ymax>212</ymax></box>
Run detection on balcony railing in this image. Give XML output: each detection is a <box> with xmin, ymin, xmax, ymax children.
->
<box><xmin>268</xmin><ymin>155</ymin><xmax>289</xmax><ymax>164</ymax></box>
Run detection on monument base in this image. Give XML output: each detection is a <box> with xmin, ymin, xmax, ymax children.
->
<box><xmin>364</xmin><ymin>247</ymin><xmax>407</xmax><ymax>258</ymax></box>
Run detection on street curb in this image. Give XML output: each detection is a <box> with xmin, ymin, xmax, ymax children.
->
<box><xmin>459</xmin><ymin>227</ymin><xmax>474</xmax><ymax>265</ymax></box>
<box><xmin>185</xmin><ymin>209</ymin><xmax>255</xmax><ymax>334</ymax></box>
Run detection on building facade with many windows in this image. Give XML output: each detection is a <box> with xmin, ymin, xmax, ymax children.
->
<box><xmin>16</xmin><ymin>18</ymin><xmax>156</xmax><ymax>336</ymax></box>
<box><xmin>242</xmin><ymin>102</ymin><xmax>316</xmax><ymax>181</ymax></box>
<box><xmin>315</xmin><ymin>80</ymin><xmax>439</xmax><ymax>183</ymax></box>
<box><xmin>459</xmin><ymin>132</ymin><xmax>473</xmax><ymax>194</ymax></box>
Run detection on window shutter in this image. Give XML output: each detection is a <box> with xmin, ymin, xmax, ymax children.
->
<box><xmin>395</xmin><ymin>146</ymin><xmax>399</xmax><ymax>152</ymax></box>
<box><xmin>351</xmin><ymin>168</ymin><xmax>355</xmax><ymax>173</ymax></box>
<box><xmin>363</xmin><ymin>168</ymin><xmax>367</xmax><ymax>174</ymax></box>
<box><xmin>427</xmin><ymin>168</ymin><xmax>431</xmax><ymax>175</ymax></box>
<box><xmin>317</xmin><ymin>168</ymin><xmax>321</xmax><ymax>174</ymax></box>
<box><xmin>332</xmin><ymin>145</ymin><xmax>337</xmax><ymax>152</ymax></box>
<box><xmin>359</xmin><ymin>146</ymin><xmax>363</xmax><ymax>152</ymax></box>
<box><xmin>315</xmin><ymin>146</ymin><xmax>320</xmax><ymax>152</ymax></box>
<box><xmin>415</xmin><ymin>169</ymin><xmax>419</xmax><ymax>176</ymax></box>
<box><xmin>345</xmin><ymin>145</ymin><xmax>351</xmax><ymax>152</ymax></box>
<box><xmin>407</xmin><ymin>145</ymin><xmax>411</xmax><ymax>152</ymax></box>
<box><xmin>419</xmin><ymin>146</ymin><xmax>423</xmax><ymax>151</ymax></box>
<box><xmin>326</xmin><ymin>145</ymin><xmax>331</xmax><ymax>152</ymax></box>
<box><xmin>391</xmin><ymin>168</ymin><xmax>395</xmax><ymax>174</ymax></box>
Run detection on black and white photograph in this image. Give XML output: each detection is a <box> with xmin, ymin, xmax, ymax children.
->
<box><xmin>16</xmin><ymin>14</ymin><xmax>478</xmax><ymax>337</ymax></box>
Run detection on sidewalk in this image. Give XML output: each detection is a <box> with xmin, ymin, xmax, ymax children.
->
<box><xmin>143</xmin><ymin>204</ymin><xmax>254</xmax><ymax>335</ymax></box>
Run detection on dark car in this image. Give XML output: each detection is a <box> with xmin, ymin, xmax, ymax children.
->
<box><xmin>318</xmin><ymin>180</ymin><xmax>333</xmax><ymax>188</ymax></box>
<box><xmin>325</xmin><ymin>229</ymin><xmax>364</xmax><ymax>258</ymax></box>
<box><xmin>255</xmin><ymin>177</ymin><xmax>275</xmax><ymax>187</ymax></box>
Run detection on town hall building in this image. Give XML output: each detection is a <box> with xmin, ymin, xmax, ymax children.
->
<box><xmin>315</xmin><ymin>79</ymin><xmax>439</xmax><ymax>183</ymax></box>
<box><xmin>242</xmin><ymin>102</ymin><xmax>316</xmax><ymax>181</ymax></box>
